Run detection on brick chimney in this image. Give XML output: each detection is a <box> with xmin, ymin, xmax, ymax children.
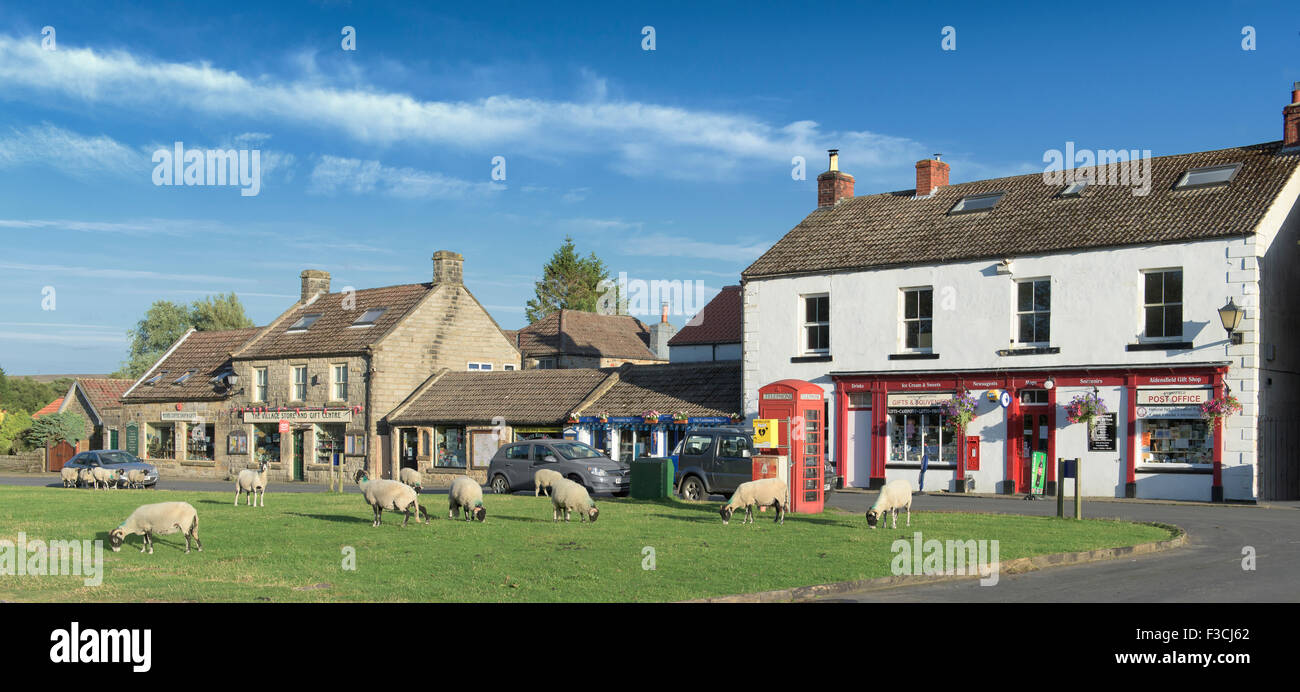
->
<box><xmin>432</xmin><ymin>250</ymin><xmax>463</xmax><ymax>286</ymax></box>
<box><xmin>916</xmin><ymin>155</ymin><xmax>950</xmax><ymax>196</ymax></box>
<box><xmin>1285</xmin><ymin>81</ymin><xmax>1300</xmax><ymax>149</ymax></box>
<box><xmin>817</xmin><ymin>149</ymin><xmax>855</xmax><ymax>207</ymax></box>
<box><xmin>647</xmin><ymin>302</ymin><xmax>676</xmax><ymax>360</ymax></box>
<box><xmin>299</xmin><ymin>269</ymin><xmax>330</xmax><ymax>302</ymax></box>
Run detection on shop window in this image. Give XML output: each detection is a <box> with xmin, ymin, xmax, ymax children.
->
<box><xmin>1016</xmin><ymin>279</ymin><xmax>1051</xmax><ymax>344</ymax></box>
<box><xmin>888</xmin><ymin>412</ymin><xmax>954</xmax><ymax>465</ymax></box>
<box><xmin>1020</xmin><ymin>390</ymin><xmax>1048</xmax><ymax>405</ymax></box>
<box><xmin>227</xmin><ymin>429</ymin><xmax>249</xmax><ymax>455</ymax></box>
<box><xmin>316</xmin><ymin>424</ymin><xmax>344</xmax><ymax>465</ymax></box>
<box><xmin>254</xmin><ymin>424</ymin><xmax>281</xmax><ymax>466</ymax></box>
<box><xmin>1139</xmin><ymin>418</ymin><xmax>1212</xmax><ymax>465</ymax></box>
<box><xmin>146</xmin><ymin>423</ymin><xmax>175</xmax><ymax>459</ymax></box>
<box><xmin>802</xmin><ymin>294</ymin><xmax>829</xmax><ymax>354</ymax></box>
<box><xmin>187</xmin><ymin>423</ymin><xmax>215</xmax><ymax>461</ymax></box>
<box><xmin>435</xmin><ymin>426</ymin><xmax>466</xmax><ymax>468</ymax></box>
<box><xmin>1143</xmin><ymin>269</ymin><xmax>1183</xmax><ymax>339</ymax></box>
<box><xmin>902</xmin><ymin>288</ymin><xmax>933</xmax><ymax>350</ymax></box>
<box><xmin>345</xmin><ymin>433</ymin><xmax>366</xmax><ymax>455</ymax></box>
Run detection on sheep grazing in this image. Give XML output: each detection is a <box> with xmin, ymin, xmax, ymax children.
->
<box><xmin>549</xmin><ymin>478</ymin><xmax>598</xmax><ymax>523</ymax></box>
<box><xmin>90</xmin><ymin>467</ymin><xmax>119</xmax><ymax>490</ymax></box>
<box><xmin>399</xmin><ymin>467</ymin><xmax>423</xmax><ymax>492</ymax></box>
<box><xmin>448</xmin><ymin>475</ymin><xmax>487</xmax><ymax>522</ymax></box>
<box><xmin>234</xmin><ymin>460</ymin><xmax>269</xmax><ymax>507</ymax></box>
<box><xmin>60</xmin><ymin>466</ymin><xmax>79</xmax><ymax>488</ymax></box>
<box><xmin>123</xmin><ymin>469</ymin><xmax>150</xmax><ymax>489</ymax></box>
<box><xmin>534</xmin><ymin>468</ymin><xmax>563</xmax><ymax>497</ymax></box>
<box><xmin>720</xmin><ymin>477</ymin><xmax>787</xmax><ymax>525</ymax></box>
<box><xmin>354</xmin><ymin>469</ymin><xmax>428</xmax><ymax>527</ymax></box>
<box><xmin>109</xmin><ymin>501</ymin><xmax>201</xmax><ymax>555</ymax></box>
<box><xmin>865</xmin><ymin>479</ymin><xmax>912</xmax><ymax>529</ymax></box>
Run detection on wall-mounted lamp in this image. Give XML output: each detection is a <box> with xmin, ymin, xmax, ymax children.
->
<box><xmin>1218</xmin><ymin>298</ymin><xmax>1245</xmax><ymax>345</ymax></box>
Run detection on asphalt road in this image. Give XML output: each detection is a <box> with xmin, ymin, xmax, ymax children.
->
<box><xmin>822</xmin><ymin>490</ymin><xmax>1300</xmax><ymax>603</ymax></box>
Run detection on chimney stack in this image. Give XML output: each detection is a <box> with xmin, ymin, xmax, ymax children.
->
<box><xmin>1285</xmin><ymin>81</ymin><xmax>1300</xmax><ymax>149</ymax></box>
<box><xmin>817</xmin><ymin>149</ymin><xmax>855</xmax><ymax>208</ymax></box>
<box><xmin>432</xmin><ymin>250</ymin><xmax>464</xmax><ymax>286</ymax></box>
<box><xmin>299</xmin><ymin>269</ymin><xmax>330</xmax><ymax>302</ymax></box>
<box><xmin>647</xmin><ymin>303</ymin><xmax>676</xmax><ymax>360</ymax></box>
<box><xmin>916</xmin><ymin>155</ymin><xmax>950</xmax><ymax>196</ymax></box>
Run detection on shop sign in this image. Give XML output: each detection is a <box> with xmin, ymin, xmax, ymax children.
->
<box><xmin>969</xmin><ymin>380</ymin><xmax>1000</xmax><ymax>388</ymax></box>
<box><xmin>799</xmin><ymin>393</ymin><xmax>822</xmax><ymax>401</ymax></box>
<box><xmin>761</xmin><ymin>393</ymin><xmax>793</xmax><ymax>400</ymax></box>
<box><xmin>1031</xmin><ymin>451</ymin><xmax>1047</xmax><ymax>494</ymax></box>
<box><xmin>1141</xmin><ymin>374</ymin><xmax>1210</xmax><ymax>386</ymax></box>
<box><xmin>278</xmin><ymin>420</ymin><xmax>290</xmax><ymax>434</ymax></box>
<box><xmin>895</xmin><ymin>381</ymin><xmax>946</xmax><ymax>390</ymax></box>
<box><xmin>1136</xmin><ymin>405</ymin><xmax>1203</xmax><ymax>420</ymax></box>
<box><xmin>161</xmin><ymin>411</ymin><xmax>199</xmax><ymax>422</ymax></box>
<box><xmin>1136</xmin><ymin>389</ymin><xmax>1210</xmax><ymax>406</ymax></box>
<box><xmin>887</xmin><ymin>393</ymin><xmax>953</xmax><ymax>408</ymax></box>
<box><xmin>244</xmin><ymin>409</ymin><xmax>352</xmax><ymax>423</ymax></box>
<box><xmin>125</xmin><ymin>423</ymin><xmax>139</xmax><ymax>456</ymax></box>
<box><xmin>1088</xmin><ymin>413</ymin><xmax>1118</xmax><ymax>452</ymax></box>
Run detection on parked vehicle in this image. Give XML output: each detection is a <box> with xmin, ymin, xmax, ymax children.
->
<box><xmin>672</xmin><ymin>426</ymin><xmax>837</xmax><ymax>500</ymax></box>
<box><xmin>61</xmin><ymin>450</ymin><xmax>159</xmax><ymax>488</ymax></box>
<box><xmin>487</xmin><ymin>439</ymin><xmax>630</xmax><ymax>497</ymax></box>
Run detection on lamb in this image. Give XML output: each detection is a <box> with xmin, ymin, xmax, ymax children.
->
<box><xmin>109</xmin><ymin>501</ymin><xmax>201</xmax><ymax>554</ymax></box>
<box><xmin>865</xmin><ymin>479</ymin><xmax>912</xmax><ymax>529</ymax></box>
<box><xmin>354</xmin><ymin>469</ymin><xmax>428</xmax><ymax>527</ymax></box>
<box><xmin>399</xmin><ymin>467</ymin><xmax>423</xmax><ymax>492</ymax></box>
<box><xmin>447</xmin><ymin>475</ymin><xmax>487</xmax><ymax>522</ymax></box>
<box><xmin>123</xmin><ymin>469</ymin><xmax>150</xmax><ymax>489</ymax></box>
<box><xmin>90</xmin><ymin>467</ymin><xmax>119</xmax><ymax>490</ymax></box>
<box><xmin>719</xmin><ymin>477</ymin><xmax>787</xmax><ymax>525</ymax></box>
<box><xmin>234</xmin><ymin>460</ymin><xmax>269</xmax><ymax>507</ymax></box>
<box><xmin>534</xmin><ymin>468</ymin><xmax>563</xmax><ymax>497</ymax></box>
<box><xmin>550</xmin><ymin>478</ymin><xmax>598</xmax><ymax>523</ymax></box>
<box><xmin>60</xmin><ymin>466</ymin><xmax>79</xmax><ymax>488</ymax></box>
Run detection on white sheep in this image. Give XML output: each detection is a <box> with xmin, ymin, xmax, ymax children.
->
<box><xmin>109</xmin><ymin>501</ymin><xmax>201</xmax><ymax>554</ymax></box>
<box><xmin>448</xmin><ymin>475</ymin><xmax>487</xmax><ymax>522</ymax></box>
<box><xmin>534</xmin><ymin>468</ymin><xmax>562</xmax><ymax>497</ymax></box>
<box><xmin>399</xmin><ymin>467</ymin><xmax>423</xmax><ymax>492</ymax></box>
<box><xmin>90</xmin><ymin>467</ymin><xmax>119</xmax><ymax>490</ymax></box>
<box><xmin>60</xmin><ymin>466</ymin><xmax>79</xmax><ymax>488</ymax></box>
<box><xmin>234</xmin><ymin>460</ymin><xmax>269</xmax><ymax>507</ymax></box>
<box><xmin>550</xmin><ymin>478</ymin><xmax>599</xmax><ymax>523</ymax></box>
<box><xmin>123</xmin><ymin>469</ymin><xmax>150</xmax><ymax>489</ymax></box>
<box><xmin>865</xmin><ymin>479</ymin><xmax>912</xmax><ymax>529</ymax></box>
<box><xmin>354</xmin><ymin>469</ymin><xmax>428</xmax><ymax>527</ymax></box>
<box><xmin>720</xmin><ymin>477</ymin><xmax>788</xmax><ymax>525</ymax></box>
<box><xmin>77</xmin><ymin>467</ymin><xmax>93</xmax><ymax>488</ymax></box>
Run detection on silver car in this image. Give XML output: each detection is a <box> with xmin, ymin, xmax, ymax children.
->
<box><xmin>487</xmin><ymin>439</ymin><xmax>630</xmax><ymax>497</ymax></box>
<box><xmin>62</xmin><ymin>450</ymin><xmax>159</xmax><ymax>488</ymax></box>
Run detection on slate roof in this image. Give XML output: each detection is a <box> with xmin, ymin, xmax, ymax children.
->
<box><xmin>669</xmin><ymin>285</ymin><xmax>742</xmax><ymax>346</ymax></box>
<box><xmin>388</xmin><ymin>369</ymin><xmax>612</xmax><ymax>425</ymax></box>
<box><xmin>514</xmin><ymin>309</ymin><xmax>663</xmax><ymax>361</ymax></box>
<box><xmin>123</xmin><ymin>327</ymin><xmax>262</xmax><ymax>402</ymax></box>
<box><xmin>235</xmin><ymin>283</ymin><xmax>433</xmax><ymax>359</ymax></box>
<box><xmin>744</xmin><ymin>141</ymin><xmax>1300</xmax><ymax>279</ymax></box>
<box><xmin>577</xmin><ymin>361</ymin><xmax>741</xmax><ymax>418</ymax></box>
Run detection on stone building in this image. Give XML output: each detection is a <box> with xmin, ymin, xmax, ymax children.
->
<box><xmin>52</xmin><ymin>378</ymin><xmax>134</xmax><ymax>449</ymax></box>
<box><xmin>512</xmin><ymin>309</ymin><xmax>667</xmax><ymax>369</ymax></box>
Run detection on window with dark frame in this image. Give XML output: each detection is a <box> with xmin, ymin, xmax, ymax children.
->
<box><xmin>949</xmin><ymin>192</ymin><xmax>1005</xmax><ymax>214</ymax></box>
<box><xmin>286</xmin><ymin>313</ymin><xmax>322</xmax><ymax>332</ymax></box>
<box><xmin>1016</xmin><ymin>279</ymin><xmax>1051</xmax><ymax>344</ymax></box>
<box><xmin>902</xmin><ymin>288</ymin><xmax>933</xmax><ymax>350</ymax></box>
<box><xmin>1143</xmin><ymin>269</ymin><xmax>1183</xmax><ymax>339</ymax></box>
<box><xmin>802</xmin><ymin>294</ymin><xmax>829</xmax><ymax>353</ymax></box>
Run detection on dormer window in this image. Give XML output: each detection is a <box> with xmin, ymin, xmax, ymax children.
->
<box><xmin>1058</xmin><ymin>181</ymin><xmax>1087</xmax><ymax>198</ymax></box>
<box><xmin>948</xmin><ymin>192</ymin><xmax>1005</xmax><ymax>215</ymax></box>
<box><xmin>287</xmin><ymin>313</ymin><xmax>322</xmax><ymax>332</ymax></box>
<box><xmin>1173</xmin><ymin>163</ymin><xmax>1241</xmax><ymax>190</ymax></box>
<box><xmin>174</xmin><ymin>370</ymin><xmax>195</xmax><ymax>385</ymax></box>
<box><xmin>350</xmin><ymin>307</ymin><xmax>387</xmax><ymax>328</ymax></box>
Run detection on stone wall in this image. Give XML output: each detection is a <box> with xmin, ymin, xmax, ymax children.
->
<box><xmin>0</xmin><ymin>449</ymin><xmax>45</xmax><ymax>473</ymax></box>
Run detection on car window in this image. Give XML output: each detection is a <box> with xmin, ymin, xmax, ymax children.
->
<box><xmin>683</xmin><ymin>434</ymin><xmax>713</xmax><ymax>456</ymax></box>
<box><xmin>73</xmin><ymin>453</ymin><xmax>98</xmax><ymax>467</ymax></box>
<box><xmin>718</xmin><ymin>435</ymin><xmax>748</xmax><ymax>458</ymax></box>
<box><xmin>550</xmin><ymin>442</ymin><xmax>601</xmax><ymax>460</ymax></box>
<box><xmin>504</xmin><ymin>444</ymin><xmax>531</xmax><ymax>460</ymax></box>
<box><xmin>99</xmin><ymin>451</ymin><xmax>134</xmax><ymax>465</ymax></box>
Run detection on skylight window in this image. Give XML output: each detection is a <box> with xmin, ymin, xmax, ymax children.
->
<box><xmin>1174</xmin><ymin>163</ymin><xmax>1241</xmax><ymax>190</ymax></box>
<box><xmin>143</xmin><ymin>372</ymin><xmax>166</xmax><ymax>386</ymax></box>
<box><xmin>350</xmin><ymin>307</ymin><xmax>387</xmax><ymax>327</ymax></box>
<box><xmin>174</xmin><ymin>370</ymin><xmax>195</xmax><ymax>385</ymax></box>
<box><xmin>287</xmin><ymin>313</ymin><xmax>322</xmax><ymax>332</ymax></box>
<box><xmin>949</xmin><ymin>192</ymin><xmax>1005</xmax><ymax>215</ymax></box>
<box><xmin>1058</xmin><ymin>181</ymin><xmax>1088</xmax><ymax>198</ymax></box>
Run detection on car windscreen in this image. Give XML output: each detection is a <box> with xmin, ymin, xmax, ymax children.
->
<box><xmin>550</xmin><ymin>443</ymin><xmax>602</xmax><ymax>460</ymax></box>
<box><xmin>99</xmin><ymin>452</ymin><xmax>137</xmax><ymax>465</ymax></box>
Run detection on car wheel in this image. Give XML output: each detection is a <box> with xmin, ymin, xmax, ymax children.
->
<box><xmin>679</xmin><ymin>476</ymin><xmax>705</xmax><ymax>501</ymax></box>
<box><xmin>490</xmin><ymin>475</ymin><xmax>510</xmax><ymax>495</ymax></box>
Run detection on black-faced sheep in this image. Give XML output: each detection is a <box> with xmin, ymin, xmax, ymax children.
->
<box><xmin>720</xmin><ymin>477</ymin><xmax>787</xmax><ymax>525</ymax></box>
<box><xmin>90</xmin><ymin>467</ymin><xmax>119</xmax><ymax>490</ymax></box>
<box><xmin>448</xmin><ymin>475</ymin><xmax>487</xmax><ymax>522</ymax></box>
<box><xmin>354</xmin><ymin>469</ymin><xmax>428</xmax><ymax>527</ymax></box>
<box><xmin>109</xmin><ymin>501</ymin><xmax>201</xmax><ymax>554</ymax></box>
<box><xmin>234</xmin><ymin>460</ymin><xmax>269</xmax><ymax>507</ymax></box>
<box><xmin>865</xmin><ymin>479</ymin><xmax>912</xmax><ymax>529</ymax></box>
<box><xmin>399</xmin><ymin>467</ymin><xmax>423</xmax><ymax>492</ymax></box>
<box><xmin>60</xmin><ymin>467</ymin><xmax>79</xmax><ymax>488</ymax></box>
<box><xmin>550</xmin><ymin>478</ymin><xmax>598</xmax><ymax>523</ymax></box>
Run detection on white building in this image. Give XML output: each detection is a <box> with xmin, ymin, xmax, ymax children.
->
<box><xmin>669</xmin><ymin>285</ymin><xmax>742</xmax><ymax>363</ymax></box>
<box><xmin>740</xmin><ymin>85</ymin><xmax>1300</xmax><ymax>502</ymax></box>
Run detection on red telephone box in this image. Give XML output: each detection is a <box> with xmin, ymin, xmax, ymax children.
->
<box><xmin>758</xmin><ymin>379</ymin><xmax>824</xmax><ymax>514</ymax></box>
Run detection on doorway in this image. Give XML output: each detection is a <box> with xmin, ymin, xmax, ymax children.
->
<box><xmin>292</xmin><ymin>430</ymin><xmax>305</xmax><ymax>481</ymax></box>
<box><xmin>848</xmin><ymin>408</ymin><xmax>872</xmax><ymax>487</ymax></box>
<box><xmin>1020</xmin><ymin>410</ymin><xmax>1049</xmax><ymax>492</ymax></box>
<box><xmin>400</xmin><ymin>428</ymin><xmax>418</xmax><ymax>470</ymax></box>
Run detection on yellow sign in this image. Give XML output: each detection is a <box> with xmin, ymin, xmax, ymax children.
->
<box><xmin>752</xmin><ymin>418</ymin><xmax>778</xmax><ymax>448</ymax></box>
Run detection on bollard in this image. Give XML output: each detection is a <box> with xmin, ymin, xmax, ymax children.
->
<box><xmin>1056</xmin><ymin>458</ymin><xmax>1064</xmax><ymax>518</ymax></box>
<box><xmin>1074</xmin><ymin>458</ymin><xmax>1082</xmax><ymax>520</ymax></box>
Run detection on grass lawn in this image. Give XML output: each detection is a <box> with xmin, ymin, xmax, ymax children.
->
<box><xmin>0</xmin><ymin>486</ymin><xmax>1174</xmax><ymax>602</ymax></box>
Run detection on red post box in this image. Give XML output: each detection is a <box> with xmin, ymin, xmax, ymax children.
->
<box><xmin>757</xmin><ymin>379</ymin><xmax>825</xmax><ymax>514</ymax></box>
<box><xmin>966</xmin><ymin>435</ymin><xmax>980</xmax><ymax>471</ymax></box>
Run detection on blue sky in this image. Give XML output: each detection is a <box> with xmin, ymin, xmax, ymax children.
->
<box><xmin>1</xmin><ymin>0</ymin><xmax>1297</xmax><ymax>374</ymax></box>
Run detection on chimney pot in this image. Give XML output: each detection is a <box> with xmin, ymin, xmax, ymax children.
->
<box><xmin>1285</xmin><ymin>81</ymin><xmax>1300</xmax><ymax>148</ymax></box>
<box><xmin>299</xmin><ymin>269</ymin><xmax>330</xmax><ymax>302</ymax></box>
<box><xmin>816</xmin><ymin>149</ymin><xmax>854</xmax><ymax>208</ymax></box>
<box><xmin>915</xmin><ymin>157</ymin><xmax>951</xmax><ymax>196</ymax></box>
<box><xmin>432</xmin><ymin>250</ymin><xmax>464</xmax><ymax>286</ymax></box>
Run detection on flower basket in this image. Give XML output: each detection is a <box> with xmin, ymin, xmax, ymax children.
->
<box><xmin>1065</xmin><ymin>391</ymin><xmax>1108</xmax><ymax>425</ymax></box>
<box><xmin>940</xmin><ymin>391</ymin><xmax>978</xmax><ymax>433</ymax></box>
<box><xmin>566</xmin><ymin>413</ymin><xmax>580</xmax><ymax>425</ymax></box>
<box><xmin>1201</xmin><ymin>394</ymin><xmax>1242</xmax><ymax>422</ymax></box>
<box><xmin>671</xmin><ymin>411</ymin><xmax>689</xmax><ymax>425</ymax></box>
<box><xmin>642</xmin><ymin>409</ymin><xmax>661</xmax><ymax>424</ymax></box>
<box><xmin>596</xmin><ymin>411</ymin><xmax>609</xmax><ymax>424</ymax></box>
<box><xmin>728</xmin><ymin>412</ymin><xmax>744</xmax><ymax>423</ymax></box>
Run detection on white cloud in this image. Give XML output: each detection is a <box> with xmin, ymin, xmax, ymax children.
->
<box><xmin>0</xmin><ymin>124</ymin><xmax>141</xmax><ymax>178</ymax></box>
<box><xmin>620</xmin><ymin>233</ymin><xmax>772</xmax><ymax>262</ymax></box>
<box><xmin>308</xmin><ymin>155</ymin><xmax>503</xmax><ymax>199</ymax></box>
<box><xmin>0</xmin><ymin>261</ymin><xmax>252</xmax><ymax>284</ymax></box>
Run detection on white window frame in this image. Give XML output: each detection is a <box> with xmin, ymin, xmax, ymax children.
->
<box><xmin>1015</xmin><ymin>277</ymin><xmax>1051</xmax><ymax>346</ymax></box>
<box><xmin>467</xmin><ymin>362</ymin><xmax>493</xmax><ymax>371</ymax></box>
<box><xmin>800</xmin><ymin>293</ymin><xmax>830</xmax><ymax>355</ymax></box>
<box><xmin>253</xmin><ymin>367</ymin><xmax>268</xmax><ymax>403</ymax></box>
<box><xmin>1141</xmin><ymin>268</ymin><xmax>1184</xmax><ymax>342</ymax></box>
<box><xmin>331</xmin><ymin>364</ymin><xmax>348</xmax><ymax>401</ymax></box>
<box><xmin>292</xmin><ymin>365</ymin><xmax>308</xmax><ymax>401</ymax></box>
<box><xmin>503</xmin><ymin>364</ymin><xmax>517</xmax><ymax>371</ymax></box>
<box><xmin>899</xmin><ymin>286</ymin><xmax>934</xmax><ymax>352</ymax></box>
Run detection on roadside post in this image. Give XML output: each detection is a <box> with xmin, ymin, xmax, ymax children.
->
<box><xmin>1058</xmin><ymin>458</ymin><xmax>1081</xmax><ymax>519</ymax></box>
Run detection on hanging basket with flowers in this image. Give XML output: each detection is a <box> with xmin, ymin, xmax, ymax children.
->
<box><xmin>671</xmin><ymin>411</ymin><xmax>689</xmax><ymax>425</ymax></box>
<box><xmin>566</xmin><ymin>412</ymin><xmax>580</xmax><ymax>425</ymax></box>
<box><xmin>1065</xmin><ymin>391</ymin><xmax>1108</xmax><ymax>425</ymax></box>
<box><xmin>940</xmin><ymin>390</ymin><xmax>978</xmax><ymax>432</ymax></box>
<box><xmin>728</xmin><ymin>412</ymin><xmax>745</xmax><ymax>423</ymax></box>
<box><xmin>1201</xmin><ymin>394</ymin><xmax>1242</xmax><ymax>422</ymax></box>
<box><xmin>643</xmin><ymin>409</ymin><xmax>662</xmax><ymax>425</ymax></box>
<box><xmin>596</xmin><ymin>411</ymin><xmax>609</xmax><ymax>423</ymax></box>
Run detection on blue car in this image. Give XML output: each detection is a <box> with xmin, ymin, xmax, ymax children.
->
<box><xmin>62</xmin><ymin>450</ymin><xmax>159</xmax><ymax>488</ymax></box>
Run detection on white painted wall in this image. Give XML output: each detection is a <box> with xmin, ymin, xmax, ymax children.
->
<box><xmin>670</xmin><ymin>343</ymin><xmax>742</xmax><ymax>363</ymax></box>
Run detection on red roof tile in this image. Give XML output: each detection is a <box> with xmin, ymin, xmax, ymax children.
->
<box><xmin>668</xmin><ymin>286</ymin><xmax>741</xmax><ymax>346</ymax></box>
<box><xmin>33</xmin><ymin>397</ymin><xmax>64</xmax><ymax>418</ymax></box>
<box><xmin>74</xmin><ymin>378</ymin><xmax>134</xmax><ymax>413</ymax></box>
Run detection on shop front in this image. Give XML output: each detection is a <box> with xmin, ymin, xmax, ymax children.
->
<box><xmin>239</xmin><ymin>407</ymin><xmax>362</xmax><ymax>483</ymax></box>
<box><xmin>566</xmin><ymin>416</ymin><xmax>739</xmax><ymax>462</ymax></box>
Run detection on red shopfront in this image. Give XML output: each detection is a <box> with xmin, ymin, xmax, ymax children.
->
<box><xmin>831</xmin><ymin>364</ymin><xmax>1230</xmax><ymax>499</ymax></box>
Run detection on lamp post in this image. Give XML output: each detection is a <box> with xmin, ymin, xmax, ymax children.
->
<box><xmin>1218</xmin><ymin>298</ymin><xmax>1245</xmax><ymax>345</ymax></box>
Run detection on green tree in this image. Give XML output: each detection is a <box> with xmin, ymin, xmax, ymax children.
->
<box><xmin>114</xmin><ymin>294</ymin><xmax>254</xmax><ymax>378</ymax></box>
<box><xmin>0</xmin><ymin>408</ymin><xmax>33</xmax><ymax>455</ymax></box>
<box><xmin>0</xmin><ymin>367</ymin><xmax>65</xmax><ymax>415</ymax></box>
<box><xmin>524</xmin><ymin>236</ymin><xmax>612</xmax><ymax>323</ymax></box>
<box><xmin>23</xmin><ymin>411</ymin><xmax>85</xmax><ymax>448</ymax></box>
